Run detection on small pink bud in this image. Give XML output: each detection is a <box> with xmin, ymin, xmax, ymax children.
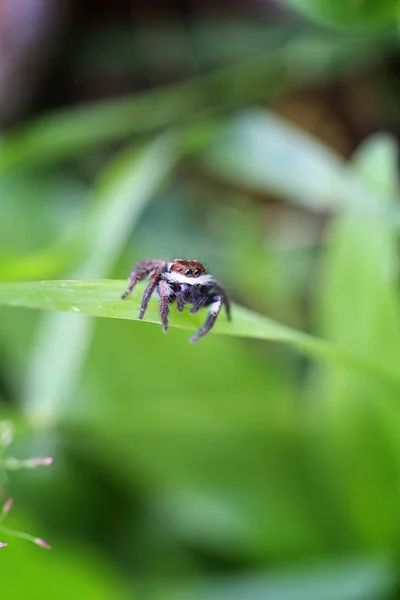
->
<box><xmin>34</xmin><ymin>538</ymin><xmax>51</xmax><ymax>549</ymax></box>
<box><xmin>0</xmin><ymin>542</ymin><xmax>7</xmax><ymax>548</ymax></box>
<box><xmin>27</xmin><ymin>457</ymin><xmax>54</xmax><ymax>468</ymax></box>
<box><xmin>3</xmin><ymin>498</ymin><xmax>14</xmax><ymax>514</ymax></box>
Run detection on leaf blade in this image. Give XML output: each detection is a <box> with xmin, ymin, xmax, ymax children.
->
<box><xmin>0</xmin><ymin>279</ymin><xmax>398</xmax><ymax>386</ymax></box>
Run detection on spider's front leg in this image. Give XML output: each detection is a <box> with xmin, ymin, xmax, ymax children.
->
<box><xmin>190</xmin><ymin>296</ymin><xmax>223</xmax><ymax>343</ymax></box>
<box><xmin>121</xmin><ymin>259</ymin><xmax>167</xmax><ymax>300</ymax></box>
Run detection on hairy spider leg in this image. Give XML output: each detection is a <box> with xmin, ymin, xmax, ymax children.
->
<box><xmin>176</xmin><ymin>294</ymin><xmax>185</xmax><ymax>312</ymax></box>
<box><xmin>138</xmin><ymin>272</ymin><xmax>160</xmax><ymax>319</ymax></box>
<box><xmin>158</xmin><ymin>279</ymin><xmax>171</xmax><ymax>333</ymax></box>
<box><xmin>121</xmin><ymin>267</ymin><xmax>150</xmax><ymax>299</ymax></box>
<box><xmin>121</xmin><ymin>259</ymin><xmax>167</xmax><ymax>300</ymax></box>
<box><xmin>214</xmin><ymin>281</ymin><xmax>231</xmax><ymax>321</ymax></box>
<box><xmin>190</xmin><ymin>297</ymin><xmax>223</xmax><ymax>343</ymax></box>
<box><xmin>189</xmin><ymin>294</ymin><xmax>209</xmax><ymax>314</ymax></box>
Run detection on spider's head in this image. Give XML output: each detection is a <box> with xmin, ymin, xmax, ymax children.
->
<box><xmin>170</xmin><ymin>259</ymin><xmax>206</xmax><ymax>278</ymax></box>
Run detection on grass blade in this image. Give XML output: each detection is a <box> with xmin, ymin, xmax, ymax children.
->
<box><xmin>311</xmin><ymin>133</ymin><xmax>400</xmax><ymax>547</ymax></box>
<box><xmin>198</xmin><ymin>110</ymin><xmax>400</xmax><ymax>224</ymax></box>
<box><xmin>0</xmin><ymin>279</ymin><xmax>399</xmax><ymax>387</ymax></box>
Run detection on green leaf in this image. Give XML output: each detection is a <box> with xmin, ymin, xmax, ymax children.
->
<box><xmin>198</xmin><ymin>110</ymin><xmax>400</xmax><ymax>222</ymax></box>
<box><xmin>318</xmin><ymin>133</ymin><xmax>400</xmax><ymax>371</ymax></box>
<box><xmin>160</xmin><ymin>557</ymin><xmax>396</xmax><ymax>600</ymax></box>
<box><xmin>0</xmin><ymin>279</ymin><xmax>398</xmax><ymax>385</ymax></box>
<box><xmin>311</xmin><ymin>133</ymin><xmax>400</xmax><ymax>547</ymax></box>
<box><xmin>0</xmin><ymin>246</ymin><xmax>74</xmax><ymax>282</ymax></box>
<box><xmin>282</xmin><ymin>0</ymin><xmax>400</xmax><ymax>32</ymax></box>
<box><xmin>199</xmin><ymin>110</ymin><xmax>346</xmax><ymax>210</ymax></box>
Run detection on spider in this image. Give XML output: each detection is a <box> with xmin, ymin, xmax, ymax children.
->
<box><xmin>121</xmin><ymin>259</ymin><xmax>231</xmax><ymax>342</ymax></box>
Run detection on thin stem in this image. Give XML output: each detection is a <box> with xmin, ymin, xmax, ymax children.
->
<box><xmin>0</xmin><ymin>523</ymin><xmax>50</xmax><ymax>548</ymax></box>
<box><xmin>0</xmin><ymin>523</ymin><xmax>37</xmax><ymax>543</ymax></box>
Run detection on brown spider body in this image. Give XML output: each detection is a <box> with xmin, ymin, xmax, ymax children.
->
<box><xmin>121</xmin><ymin>259</ymin><xmax>231</xmax><ymax>342</ymax></box>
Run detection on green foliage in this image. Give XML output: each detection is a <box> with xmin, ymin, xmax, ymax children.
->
<box><xmin>1</xmin><ymin>23</ymin><xmax>400</xmax><ymax>600</ymax></box>
<box><xmin>282</xmin><ymin>0</ymin><xmax>400</xmax><ymax>32</ymax></box>
<box><xmin>163</xmin><ymin>558</ymin><xmax>396</xmax><ymax>600</ymax></box>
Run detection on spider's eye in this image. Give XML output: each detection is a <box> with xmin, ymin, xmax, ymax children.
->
<box><xmin>178</xmin><ymin>268</ymin><xmax>182</xmax><ymax>272</ymax></box>
<box><xmin>194</xmin><ymin>269</ymin><xmax>200</xmax><ymax>277</ymax></box>
<box><xmin>185</xmin><ymin>269</ymin><xmax>192</xmax><ymax>276</ymax></box>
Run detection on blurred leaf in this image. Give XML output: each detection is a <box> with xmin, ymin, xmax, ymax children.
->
<box><xmin>199</xmin><ymin>110</ymin><xmax>346</xmax><ymax>210</ymax></box>
<box><xmin>311</xmin><ymin>133</ymin><xmax>400</xmax><ymax>547</ymax></box>
<box><xmin>19</xmin><ymin>134</ymin><xmax>179</xmax><ymax>426</ymax></box>
<box><xmin>0</xmin><ymin>36</ymin><xmax>391</xmax><ymax>174</ymax></box>
<box><xmin>79</xmin><ymin>23</ymin><xmax>293</xmax><ymax>73</ymax></box>
<box><xmin>0</xmin><ymin>174</ymin><xmax>85</xmax><ymax>254</ymax></box>
<box><xmin>282</xmin><ymin>0</ymin><xmax>400</xmax><ymax>31</ymax></box>
<box><xmin>79</xmin><ymin>22</ymin><xmax>392</xmax><ymax>75</ymax></box>
<box><xmin>352</xmin><ymin>132</ymin><xmax>399</xmax><ymax>196</ymax></box>
<box><xmin>70</xmin><ymin>315</ymin><xmax>328</xmax><ymax>561</ymax></box>
<box><xmin>0</xmin><ymin>247</ymin><xmax>77</xmax><ymax>282</ymax></box>
<box><xmin>198</xmin><ymin>110</ymin><xmax>400</xmax><ymax>221</ymax></box>
<box><xmin>318</xmin><ymin>133</ymin><xmax>400</xmax><ymax>370</ymax></box>
<box><xmin>0</xmin><ymin>173</ymin><xmax>88</xmax><ymax>281</ymax></box>
<box><xmin>161</xmin><ymin>556</ymin><xmax>396</xmax><ymax>600</ymax></box>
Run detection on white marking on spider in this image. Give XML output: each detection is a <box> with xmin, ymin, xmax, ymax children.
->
<box><xmin>165</xmin><ymin>272</ymin><xmax>214</xmax><ymax>286</ymax></box>
<box><xmin>209</xmin><ymin>300</ymin><xmax>222</xmax><ymax>315</ymax></box>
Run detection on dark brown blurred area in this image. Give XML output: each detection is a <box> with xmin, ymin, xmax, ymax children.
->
<box><xmin>0</xmin><ymin>0</ymin><xmax>69</xmax><ymax>123</ymax></box>
<box><xmin>0</xmin><ymin>0</ymin><xmax>398</xmax><ymax>158</ymax></box>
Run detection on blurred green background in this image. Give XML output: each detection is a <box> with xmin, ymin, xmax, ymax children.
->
<box><xmin>2</xmin><ymin>1</ymin><xmax>400</xmax><ymax>598</ymax></box>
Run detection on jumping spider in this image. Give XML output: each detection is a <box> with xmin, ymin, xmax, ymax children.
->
<box><xmin>121</xmin><ymin>259</ymin><xmax>231</xmax><ymax>342</ymax></box>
